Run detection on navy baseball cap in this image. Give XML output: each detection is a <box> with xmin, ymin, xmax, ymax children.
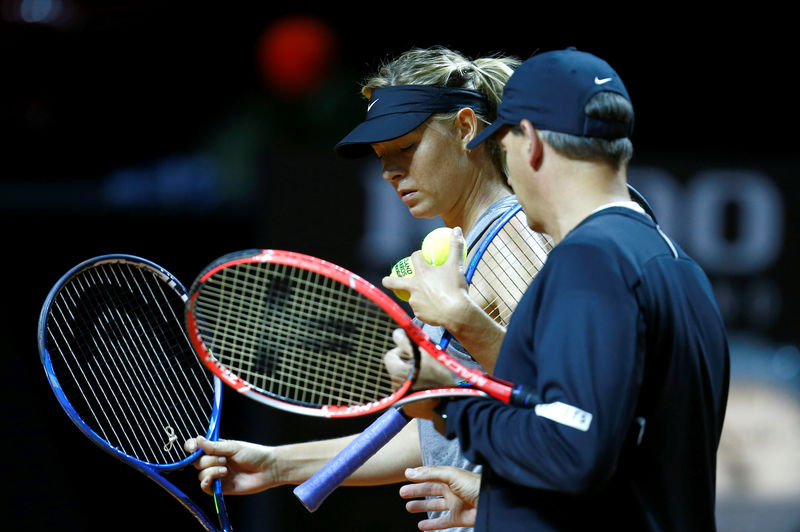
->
<box><xmin>335</xmin><ymin>85</ymin><xmax>489</xmax><ymax>158</ymax></box>
<box><xmin>468</xmin><ymin>48</ymin><xmax>632</xmax><ymax>148</ymax></box>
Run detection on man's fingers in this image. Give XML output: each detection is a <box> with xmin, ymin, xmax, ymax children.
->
<box><xmin>399</xmin><ymin>480</ymin><xmax>447</xmax><ymax>499</ymax></box>
<box><xmin>406</xmin><ymin>465</ymin><xmax>473</xmax><ymax>484</ymax></box>
<box><xmin>404</xmin><ymin>497</ymin><xmax>449</xmax><ymax>514</ymax></box>
<box><xmin>417</xmin><ymin>516</ymin><xmax>459</xmax><ymax>532</ymax></box>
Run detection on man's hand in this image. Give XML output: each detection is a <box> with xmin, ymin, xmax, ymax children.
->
<box><xmin>400</xmin><ymin>466</ymin><xmax>480</xmax><ymax>530</ymax></box>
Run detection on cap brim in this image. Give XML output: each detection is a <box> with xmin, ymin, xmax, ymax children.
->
<box><xmin>334</xmin><ymin>111</ymin><xmax>431</xmax><ymax>158</ymax></box>
<box><xmin>466</xmin><ymin>119</ymin><xmax>507</xmax><ymax>149</ymax></box>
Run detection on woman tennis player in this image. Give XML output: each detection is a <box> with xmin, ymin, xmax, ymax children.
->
<box><xmin>185</xmin><ymin>46</ymin><xmax>550</xmax><ymax>531</ymax></box>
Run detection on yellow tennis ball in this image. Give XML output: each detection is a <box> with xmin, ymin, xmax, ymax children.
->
<box><xmin>389</xmin><ymin>256</ymin><xmax>415</xmax><ymax>301</ymax></box>
<box><xmin>421</xmin><ymin>227</ymin><xmax>467</xmax><ymax>266</ymax></box>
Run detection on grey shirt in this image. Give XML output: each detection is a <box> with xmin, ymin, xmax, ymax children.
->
<box><xmin>416</xmin><ymin>195</ymin><xmax>519</xmax><ymax>532</ymax></box>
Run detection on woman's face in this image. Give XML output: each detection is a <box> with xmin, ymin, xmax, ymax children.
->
<box><xmin>371</xmin><ymin>119</ymin><xmax>469</xmax><ymax>220</ymax></box>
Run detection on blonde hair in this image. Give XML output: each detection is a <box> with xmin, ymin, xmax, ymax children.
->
<box><xmin>361</xmin><ymin>46</ymin><xmax>520</xmax><ymax>175</ymax></box>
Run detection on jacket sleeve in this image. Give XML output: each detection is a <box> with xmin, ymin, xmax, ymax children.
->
<box><xmin>442</xmin><ymin>241</ymin><xmax>645</xmax><ymax>494</ymax></box>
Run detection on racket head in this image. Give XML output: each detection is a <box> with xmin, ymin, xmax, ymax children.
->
<box><xmin>186</xmin><ymin>249</ymin><xmax>431</xmax><ymax>418</ymax></box>
<box><xmin>38</xmin><ymin>255</ymin><xmax>228</xmax><ymax>530</ymax></box>
<box><xmin>293</xmin><ymin>204</ymin><xmax>550</xmax><ymax>512</ymax></box>
<box><xmin>466</xmin><ymin>202</ymin><xmax>552</xmax><ymax>325</ymax></box>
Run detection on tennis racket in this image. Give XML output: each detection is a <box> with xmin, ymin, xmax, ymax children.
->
<box><xmin>37</xmin><ymin>255</ymin><xmax>233</xmax><ymax>531</ymax></box>
<box><xmin>182</xmin><ymin>200</ymin><xmax>550</xmax><ymax>510</ymax></box>
<box><xmin>293</xmin><ymin>201</ymin><xmax>552</xmax><ymax>510</ymax></box>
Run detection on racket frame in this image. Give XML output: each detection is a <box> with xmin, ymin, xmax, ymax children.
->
<box><xmin>186</xmin><ymin>249</ymin><xmax>516</xmax><ymax>418</ymax></box>
<box><xmin>293</xmin><ymin>201</ymin><xmax>540</xmax><ymax>511</ymax></box>
<box><xmin>38</xmin><ymin>254</ymin><xmax>231</xmax><ymax>532</ymax></box>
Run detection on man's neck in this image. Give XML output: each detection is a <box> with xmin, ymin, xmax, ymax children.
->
<box><xmin>543</xmin><ymin>160</ymin><xmax>628</xmax><ymax>244</ymax></box>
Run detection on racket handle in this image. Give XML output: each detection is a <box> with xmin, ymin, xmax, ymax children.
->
<box><xmin>293</xmin><ymin>408</ymin><xmax>409</xmax><ymax>512</ymax></box>
<box><xmin>213</xmin><ymin>478</ymin><xmax>233</xmax><ymax>531</ymax></box>
<box><xmin>510</xmin><ymin>385</ymin><xmax>541</xmax><ymax>407</ymax></box>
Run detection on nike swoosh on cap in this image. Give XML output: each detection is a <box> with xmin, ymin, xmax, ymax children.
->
<box><xmin>594</xmin><ymin>77</ymin><xmax>612</xmax><ymax>85</ymax></box>
<box><xmin>367</xmin><ymin>99</ymin><xmax>379</xmax><ymax>112</ymax></box>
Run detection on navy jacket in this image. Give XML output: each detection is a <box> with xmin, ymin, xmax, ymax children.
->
<box><xmin>443</xmin><ymin>207</ymin><xmax>730</xmax><ymax>531</ymax></box>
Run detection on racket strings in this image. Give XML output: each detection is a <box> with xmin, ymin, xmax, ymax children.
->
<box><xmin>192</xmin><ymin>262</ymin><xmax>400</xmax><ymax>408</ymax></box>
<box><xmin>469</xmin><ymin>212</ymin><xmax>553</xmax><ymax>324</ymax></box>
<box><xmin>91</xmin><ymin>264</ymin><xmax>212</xmax><ymax>459</ymax></box>
<box><xmin>45</xmin><ymin>261</ymin><xmax>214</xmax><ymax>465</ymax></box>
<box><xmin>206</xmin><ymin>264</ymin><xmax>396</xmax><ymax>406</ymax></box>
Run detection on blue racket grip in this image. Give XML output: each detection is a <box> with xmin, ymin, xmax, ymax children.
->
<box><xmin>293</xmin><ymin>408</ymin><xmax>409</xmax><ymax>512</ymax></box>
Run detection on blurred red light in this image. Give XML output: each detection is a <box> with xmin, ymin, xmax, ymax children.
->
<box><xmin>257</xmin><ymin>15</ymin><xmax>338</xmax><ymax>97</ymax></box>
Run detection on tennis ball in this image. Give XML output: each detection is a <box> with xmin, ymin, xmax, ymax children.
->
<box><xmin>421</xmin><ymin>227</ymin><xmax>467</xmax><ymax>266</ymax></box>
<box><xmin>389</xmin><ymin>256</ymin><xmax>415</xmax><ymax>301</ymax></box>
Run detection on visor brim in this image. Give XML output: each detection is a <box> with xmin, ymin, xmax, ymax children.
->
<box><xmin>334</xmin><ymin>111</ymin><xmax>432</xmax><ymax>158</ymax></box>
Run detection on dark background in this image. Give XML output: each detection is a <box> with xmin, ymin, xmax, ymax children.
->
<box><xmin>2</xmin><ymin>3</ymin><xmax>798</xmax><ymax>531</ymax></box>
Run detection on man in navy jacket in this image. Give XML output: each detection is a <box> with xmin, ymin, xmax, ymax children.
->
<box><xmin>383</xmin><ymin>48</ymin><xmax>730</xmax><ymax>531</ymax></box>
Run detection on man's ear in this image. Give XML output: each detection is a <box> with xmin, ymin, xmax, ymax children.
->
<box><xmin>456</xmin><ymin>107</ymin><xmax>479</xmax><ymax>150</ymax></box>
<box><xmin>520</xmin><ymin>119</ymin><xmax>543</xmax><ymax>170</ymax></box>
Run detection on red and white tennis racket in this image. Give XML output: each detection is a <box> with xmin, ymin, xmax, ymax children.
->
<box><xmin>293</xmin><ymin>202</ymin><xmax>552</xmax><ymax>510</ymax></box>
<box><xmin>183</xmin><ymin>201</ymin><xmax>552</xmax><ymax>511</ymax></box>
<box><xmin>185</xmin><ymin>247</ymin><xmax>532</xmax><ymax>414</ymax></box>
<box><xmin>185</xmin><ymin>201</ymin><xmax>549</xmax><ymax>415</ymax></box>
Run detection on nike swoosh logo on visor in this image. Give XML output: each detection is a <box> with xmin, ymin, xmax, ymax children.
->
<box><xmin>594</xmin><ymin>77</ymin><xmax>612</xmax><ymax>85</ymax></box>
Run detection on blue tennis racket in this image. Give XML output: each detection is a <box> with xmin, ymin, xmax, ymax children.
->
<box><xmin>37</xmin><ymin>255</ymin><xmax>233</xmax><ymax>531</ymax></box>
